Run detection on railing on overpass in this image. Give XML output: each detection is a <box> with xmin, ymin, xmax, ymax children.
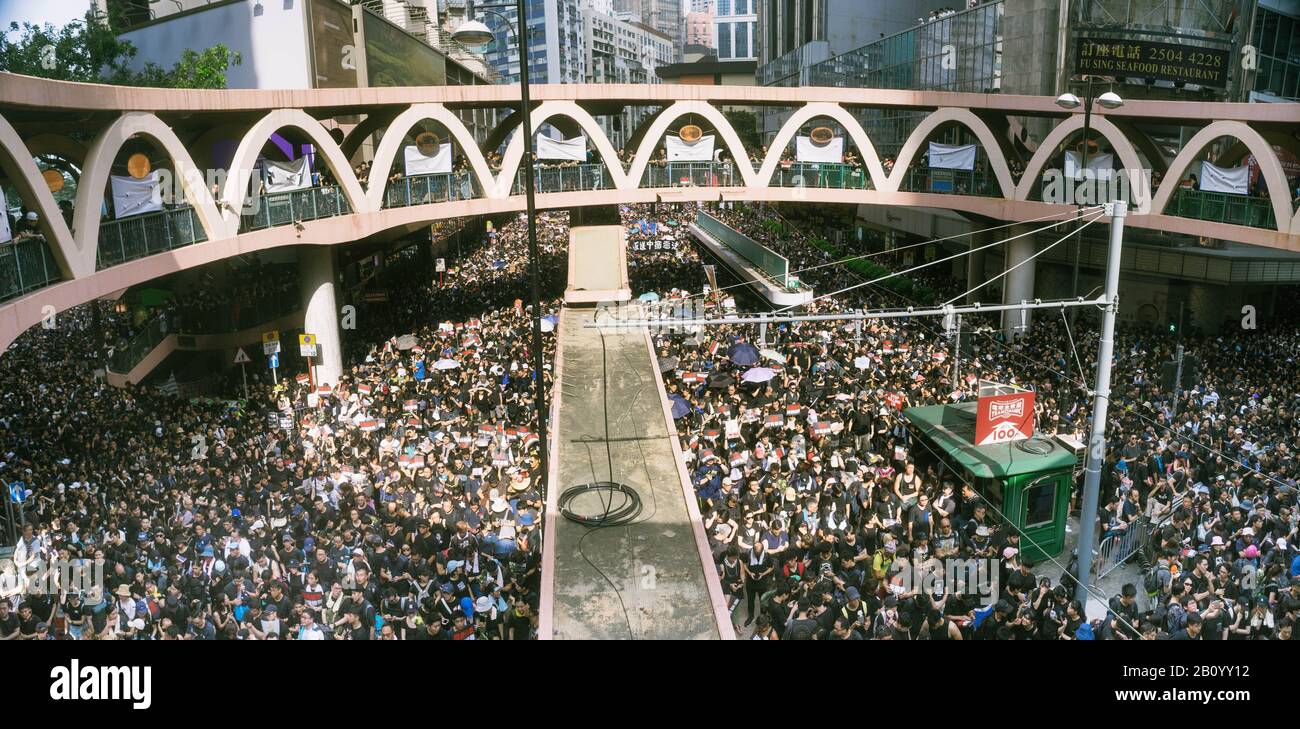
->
<box><xmin>694</xmin><ymin>210</ymin><xmax>791</xmax><ymax>288</ymax></box>
<box><xmin>0</xmin><ymin>237</ymin><xmax>63</xmax><ymax>303</ymax></box>
<box><xmin>1170</xmin><ymin>188</ymin><xmax>1278</xmax><ymax>230</ymax></box>
<box><xmin>639</xmin><ymin>161</ymin><xmax>738</xmax><ymax>189</ymax></box>
<box><xmin>109</xmin><ymin>312</ymin><xmax>170</xmax><ymax>374</ymax></box>
<box><xmin>239</xmin><ymin>185</ymin><xmax>352</xmax><ymax>233</ymax></box>
<box><xmin>97</xmin><ymin>206</ymin><xmax>207</xmax><ymax>270</ymax></box>
<box><xmin>768</xmin><ymin>162</ymin><xmax>872</xmax><ymax>190</ymax></box>
<box><xmin>178</xmin><ymin>285</ymin><xmax>301</xmax><ymax>335</ymax></box>
<box><xmin>383</xmin><ymin>171</ymin><xmax>482</xmax><ymax>208</ymax></box>
<box><xmin>510</xmin><ymin>163</ymin><xmax>615</xmax><ymax>195</ymax></box>
<box><xmin>899</xmin><ymin>167</ymin><xmax>998</xmax><ymax>197</ymax></box>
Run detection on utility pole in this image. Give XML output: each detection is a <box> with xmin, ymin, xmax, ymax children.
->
<box><xmin>952</xmin><ymin>313</ymin><xmax>963</xmax><ymax>386</ymax></box>
<box><xmin>1074</xmin><ymin>200</ymin><xmax>1127</xmax><ymax>606</ymax></box>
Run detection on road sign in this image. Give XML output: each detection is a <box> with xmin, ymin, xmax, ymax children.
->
<box><xmin>8</xmin><ymin>482</ymin><xmax>26</xmax><ymax>504</ymax></box>
<box><xmin>299</xmin><ymin>333</ymin><xmax>318</xmax><ymax>358</ymax></box>
<box><xmin>263</xmin><ymin>330</ymin><xmax>281</xmax><ymax>355</ymax></box>
<box><xmin>269</xmin><ymin>353</ymin><xmax>279</xmax><ymax>369</ymax></box>
<box><xmin>233</xmin><ymin>348</ymin><xmax>251</xmax><ymax>364</ymax></box>
<box><xmin>436</xmin><ymin>258</ymin><xmax>446</xmax><ymax>272</ymax></box>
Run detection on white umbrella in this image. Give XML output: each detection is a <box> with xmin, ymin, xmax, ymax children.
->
<box><xmin>433</xmin><ymin>358</ymin><xmax>461</xmax><ymax>370</ymax></box>
<box><xmin>540</xmin><ymin>317</ymin><xmax>556</xmax><ymax>333</ymax></box>
<box><xmin>853</xmin><ymin>356</ymin><xmax>871</xmax><ymax>370</ymax></box>
<box><xmin>395</xmin><ymin>334</ymin><xmax>418</xmax><ymax>350</ymax></box>
<box><xmin>759</xmin><ymin>348</ymin><xmax>786</xmax><ymax>364</ymax></box>
<box><xmin>742</xmin><ymin>367</ymin><xmax>776</xmax><ymax>383</ymax></box>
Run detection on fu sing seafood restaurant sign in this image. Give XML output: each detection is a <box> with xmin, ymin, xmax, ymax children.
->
<box><xmin>1074</xmin><ymin>36</ymin><xmax>1229</xmax><ymax>88</ymax></box>
<box><xmin>975</xmin><ymin>391</ymin><xmax>1036</xmax><ymax>446</ymax></box>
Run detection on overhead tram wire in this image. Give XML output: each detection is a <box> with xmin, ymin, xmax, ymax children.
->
<box><xmin>941</xmin><ymin>213</ymin><xmax>1107</xmax><ymax>305</ymax></box>
<box><xmin>663</xmin><ymin>206</ymin><xmax>1108</xmax><ymax>307</ymax></box>
<box><xmin>775</xmin><ymin>208</ymin><xmax>1108</xmax><ymax>314</ymax></box>
<box><xmin>709</xmin><ymin>207</ymin><xmax>1138</xmax><ymax>617</ymax></box>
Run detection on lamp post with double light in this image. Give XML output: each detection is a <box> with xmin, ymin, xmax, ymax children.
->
<box><xmin>1055</xmin><ymin>80</ymin><xmax>1123</xmax><ymax>324</ymax></box>
<box><xmin>454</xmin><ymin>2</ymin><xmax>549</xmax><ymax>494</ymax></box>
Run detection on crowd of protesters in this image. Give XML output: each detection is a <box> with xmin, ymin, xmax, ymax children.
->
<box><xmin>4</xmin><ymin>187</ymin><xmax>1300</xmax><ymax>642</ymax></box>
<box><xmin>625</xmin><ymin>202</ymin><xmax>1300</xmax><ymax>640</ymax></box>
<box><xmin>1</xmin><ymin>210</ymin><xmax>568</xmax><ymax>640</ymax></box>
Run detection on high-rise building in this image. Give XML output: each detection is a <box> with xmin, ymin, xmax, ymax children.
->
<box><xmin>584</xmin><ymin>6</ymin><xmax>674</xmax><ymax>148</ymax></box>
<box><xmin>614</xmin><ymin>0</ymin><xmax>685</xmax><ymax>60</ymax></box>
<box><xmin>476</xmin><ymin>0</ymin><xmax>587</xmax><ymax>84</ymax></box>
<box><xmin>714</xmin><ymin>0</ymin><xmax>758</xmax><ymax>61</ymax></box>
<box><xmin>686</xmin><ymin>11</ymin><xmax>716</xmax><ymax>50</ymax></box>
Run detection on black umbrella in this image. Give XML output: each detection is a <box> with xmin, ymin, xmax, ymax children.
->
<box><xmin>708</xmin><ymin>372</ymin><xmax>736</xmax><ymax>389</ymax></box>
<box><xmin>657</xmin><ymin>356</ymin><xmax>680</xmax><ymax>374</ymax></box>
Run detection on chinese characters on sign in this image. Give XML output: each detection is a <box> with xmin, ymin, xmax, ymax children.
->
<box><xmin>1074</xmin><ymin>37</ymin><xmax>1229</xmax><ymax>88</ymax></box>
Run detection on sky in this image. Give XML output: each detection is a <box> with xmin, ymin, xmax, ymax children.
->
<box><xmin>1</xmin><ymin>0</ymin><xmax>95</xmax><ymax>30</ymax></box>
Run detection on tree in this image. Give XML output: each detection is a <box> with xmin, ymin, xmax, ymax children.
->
<box><xmin>0</xmin><ymin>9</ymin><xmax>241</xmax><ymax>89</ymax></box>
<box><xmin>724</xmin><ymin>110</ymin><xmax>761</xmax><ymax>155</ymax></box>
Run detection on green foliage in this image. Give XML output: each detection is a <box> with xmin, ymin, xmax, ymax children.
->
<box><xmin>723</xmin><ymin>110</ymin><xmax>761</xmax><ymax>154</ymax></box>
<box><xmin>0</xmin><ymin>10</ymin><xmax>241</xmax><ymax>89</ymax></box>
<box><xmin>805</xmin><ymin>234</ymin><xmax>939</xmax><ymax>304</ymax></box>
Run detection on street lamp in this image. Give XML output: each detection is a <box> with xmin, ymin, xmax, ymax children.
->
<box><xmin>1055</xmin><ymin>78</ymin><xmax>1123</xmax><ymax>324</ymax></box>
<box><xmin>454</xmin><ymin>2</ymin><xmax>550</xmax><ymax>496</ymax></box>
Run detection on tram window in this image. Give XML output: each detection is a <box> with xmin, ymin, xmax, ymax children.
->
<box><xmin>1024</xmin><ymin>479</ymin><xmax>1057</xmax><ymax>528</ymax></box>
<box><xmin>979</xmin><ymin>478</ymin><xmax>1003</xmax><ymax>509</ymax></box>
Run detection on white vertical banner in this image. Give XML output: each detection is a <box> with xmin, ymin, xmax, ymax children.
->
<box><xmin>110</xmin><ymin>172</ymin><xmax>164</xmax><ymax>219</ymax></box>
<box><xmin>0</xmin><ymin>186</ymin><xmax>11</xmax><ymax>243</ymax></box>
<box><xmin>262</xmin><ymin>157</ymin><xmax>311</xmax><ymax>193</ymax></box>
<box><xmin>404</xmin><ymin>144</ymin><xmax>453</xmax><ymax>175</ymax></box>
<box><xmin>1199</xmin><ymin>160</ymin><xmax>1250</xmax><ymax>194</ymax></box>
<box><xmin>665</xmin><ymin>134</ymin><xmax>715</xmax><ymax>161</ymax></box>
<box><xmin>927</xmin><ymin>142</ymin><xmax>977</xmax><ymax>171</ymax></box>
<box><xmin>534</xmin><ymin>134</ymin><xmax>588</xmax><ymax>162</ymax></box>
<box><xmin>795</xmin><ymin>136</ymin><xmax>844</xmax><ymax>163</ymax></box>
<box><xmin>1064</xmin><ymin>151</ymin><xmax>1115</xmax><ymax>180</ymax></box>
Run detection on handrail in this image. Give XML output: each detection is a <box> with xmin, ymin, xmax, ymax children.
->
<box><xmin>97</xmin><ymin>205</ymin><xmax>207</xmax><ymax>270</ymax></box>
<box><xmin>239</xmin><ymin>185</ymin><xmax>352</xmax><ymax>233</ymax></box>
<box><xmin>0</xmin><ymin>236</ymin><xmax>62</xmax><ymax>302</ymax></box>
<box><xmin>383</xmin><ymin>171</ymin><xmax>482</xmax><ymax>208</ymax></box>
<box><xmin>769</xmin><ymin>161</ymin><xmax>871</xmax><ymax>189</ymax></box>
<box><xmin>1170</xmin><ymin>187</ymin><xmax>1277</xmax><ymax>229</ymax></box>
<box><xmin>108</xmin><ymin>312</ymin><xmax>171</xmax><ymax>374</ymax></box>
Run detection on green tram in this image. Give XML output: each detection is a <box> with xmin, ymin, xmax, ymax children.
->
<box><xmin>903</xmin><ymin>403</ymin><xmax>1076</xmax><ymax>563</ymax></box>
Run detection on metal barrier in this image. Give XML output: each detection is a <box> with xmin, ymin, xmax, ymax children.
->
<box><xmin>1096</xmin><ymin>514</ymin><xmax>1157</xmax><ymax>578</ymax></box>
<box><xmin>511</xmin><ymin>163</ymin><xmax>615</xmax><ymax>195</ymax></box>
<box><xmin>1170</xmin><ymin>188</ymin><xmax>1277</xmax><ymax>229</ymax></box>
<box><xmin>900</xmin><ymin>167</ymin><xmax>998</xmax><ymax>196</ymax></box>
<box><xmin>239</xmin><ymin>186</ymin><xmax>352</xmax><ymax>233</ymax></box>
<box><xmin>97</xmin><ymin>206</ymin><xmax>208</xmax><ymax>270</ymax></box>
<box><xmin>0</xmin><ymin>237</ymin><xmax>63</xmax><ymax>302</ymax></box>
<box><xmin>693</xmin><ymin>210</ymin><xmax>791</xmax><ymax>288</ymax></box>
<box><xmin>383</xmin><ymin>172</ymin><xmax>481</xmax><ymax>208</ymax></box>
<box><xmin>108</xmin><ymin>313</ymin><xmax>171</xmax><ymax>374</ymax></box>
<box><xmin>639</xmin><ymin>161</ymin><xmax>737</xmax><ymax>188</ymax></box>
<box><xmin>769</xmin><ymin>162</ymin><xmax>870</xmax><ymax>189</ymax></box>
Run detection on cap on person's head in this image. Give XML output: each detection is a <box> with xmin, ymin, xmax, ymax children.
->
<box><xmin>994</xmin><ymin>599</ymin><xmax>1012</xmax><ymax>615</ymax></box>
<box><xmin>24</xmin><ymin>211</ymin><xmax>37</xmax><ymax>221</ymax></box>
<box><xmin>845</xmin><ymin>587</ymin><xmax>860</xmax><ymax>601</ymax></box>
<box><xmin>883</xmin><ymin>595</ymin><xmax>897</xmax><ymax>609</ymax></box>
<box><xmin>975</xmin><ymin>525</ymin><xmax>991</xmax><ymax>537</ymax></box>
<box><xmin>1211</xmin><ymin>535</ymin><xmax>1224</xmax><ymax>546</ymax></box>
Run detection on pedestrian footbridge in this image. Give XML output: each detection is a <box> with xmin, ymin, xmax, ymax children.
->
<box><xmin>2</xmin><ymin>75</ymin><xmax>1298</xmax><ymax>349</ymax></box>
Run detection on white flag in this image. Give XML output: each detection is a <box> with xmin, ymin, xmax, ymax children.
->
<box><xmin>110</xmin><ymin>171</ymin><xmax>164</xmax><ymax>219</ymax></box>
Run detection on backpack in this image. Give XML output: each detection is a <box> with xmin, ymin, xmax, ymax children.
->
<box><xmin>1143</xmin><ymin>567</ymin><xmax>1161</xmax><ymax>596</ymax></box>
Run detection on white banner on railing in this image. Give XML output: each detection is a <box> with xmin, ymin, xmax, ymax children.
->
<box><xmin>666</xmin><ymin>133</ymin><xmax>715</xmax><ymax>162</ymax></box>
<box><xmin>1064</xmin><ymin>151</ymin><xmax>1115</xmax><ymax>180</ymax></box>
<box><xmin>535</xmin><ymin>134</ymin><xmax>587</xmax><ymax>162</ymax></box>
<box><xmin>0</xmin><ymin>186</ymin><xmax>11</xmax><ymax>243</ymax></box>
<box><xmin>404</xmin><ymin>143</ymin><xmax>452</xmax><ymax>175</ymax></box>
<box><xmin>796</xmin><ymin>135</ymin><xmax>844</xmax><ymax>163</ymax></box>
<box><xmin>262</xmin><ymin>157</ymin><xmax>310</xmax><ymax>193</ymax></box>
<box><xmin>1200</xmin><ymin>160</ymin><xmax>1250</xmax><ymax>195</ymax></box>
<box><xmin>110</xmin><ymin>171</ymin><xmax>164</xmax><ymax>219</ymax></box>
<box><xmin>928</xmin><ymin>142</ymin><xmax>977</xmax><ymax>171</ymax></box>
